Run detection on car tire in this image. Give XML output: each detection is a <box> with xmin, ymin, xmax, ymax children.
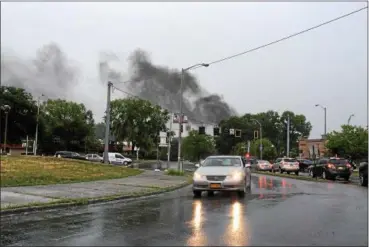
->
<box><xmin>207</xmin><ymin>191</ymin><xmax>215</xmax><ymax>196</ymax></box>
<box><xmin>322</xmin><ymin>170</ymin><xmax>327</xmax><ymax>180</ymax></box>
<box><xmin>287</xmin><ymin>171</ymin><xmax>290</xmax><ymax>175</ymax></box>
<box><xmin>359</xmin><ymin>173</ymin><xmax>368</xmax><ymax>187</ymax></box>
<box><xmin>123</xmin><ymin>161</ymin><xmax>128</xmax><ymax>166</ymax></box>
<box><xmin>193</xmin><ymin>190</ymin><xmax>202</xmax><ymax>197</ymax></box>
<box><xmin>237</xmin><ymin>189</ymin><xmax>245</xmax><ymax>198</ymax></box>
<box><xmin>295</xmin><ymin>171</ymin><xmax>299</xmax><ymax>176</ymax></box>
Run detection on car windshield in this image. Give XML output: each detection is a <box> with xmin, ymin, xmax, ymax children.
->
<box><xmin>202</xmin><ymin>157</ymin><xmax>242</xmax><ymax>167</ymax></box>
<box><xmin>329</xmin><ymin>159</ymin><xmax>347</xmax><ymax>165</ymax></box>
<box><xmin>116</xmin><ymin>154</ymin><xmax>125</xmax><ymax>159</ymax></box>
<box><xmin>284</xmin><ymin>158</ymin><xmax>296</xmax><ymax>162</ymax></box>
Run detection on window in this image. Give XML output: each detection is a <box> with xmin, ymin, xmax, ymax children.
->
<box><xmin>115</xmin><ymin>154</ymin><xmax>124</xmax><ymax>159</ymax></box>
<box><xmin>203</xmin><ymin>157</ymin><xmax>242</xmax><ymax>167</ymax></box>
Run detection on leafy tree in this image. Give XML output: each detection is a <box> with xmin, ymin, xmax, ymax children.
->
<box><xmin>250</xmin><ymin>138</ymin><xmax>277</xmax><ymax>161</ymax></box>
<box><xmin>0</xmin><ymin>86</ymin><xmax>38</xmax><ymax>144</ymax></box>
<box><xmin>182</xmin><ymin>130</ymin><xmax>215</xmax><ymax>162</ymax></box>
<box><xmin>109</xmin><ymin>97</ymin><xmax>169</xmax><ymax>154</ymax></box>
<box><xmin>39</xmin><ymin>99</ymin><xmax>95</xmax><ymax>153</ymax></box>
<box><xmin>216</xmin><ymin>110</ymin><xmax>312</xmax><ymax>156</ymax></box>
<box><xmin>94</xmin><ymin>122</ymin><xmax>105</xmax><ymax>140</ymax></box>
<box><xmin>326</xmin><ymin>125</ymin><xmax>368</xmax><ymax>161</ymax></box>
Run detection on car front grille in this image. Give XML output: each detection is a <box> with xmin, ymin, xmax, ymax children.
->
<box><xmin>206</xmin><ymin>176</ymin><xmax>226</xmax><ymax>181</ymax></box>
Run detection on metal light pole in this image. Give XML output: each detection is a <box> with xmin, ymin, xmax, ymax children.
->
<box><xmin>1</xmin><ymin>105</ymin><xmax>11</xmax><ymax>154</ymax></box>
<box><xmin>348</xmin><ymin>114</ymin><xmax>354</xmax><ymax>125</ymax></box>
<box><xmin>104</xmin><ymin>81</ymin><xmax>113</xmax><ymax>164</ymax></box>
<box><xmin>315</xmin><ymin>104</ymin><xmax>327</xmax><ymax>137</ymax></box>
<box><xmin>34</xmin><ymin>94</ymin><xmax>45</xmax><ymax>155</ymax></box>
<box><xmin>286</xmin><ymin>115</ymin><xmax>290</xmax><ymax>157</ymax></box>
<box><xmin>251</xmin><ymin>119</ymin><xmax>262</xmax><ymax>160</ymax></box>
<box><xmin>167</xmin><ymin>113</ymin><xmax>173</xmax><ymax>168</ymax></box>
<box><xmin>178</xmin><ymin>63</ymin><xmax>209</xmax><ymax>172</ymax></box>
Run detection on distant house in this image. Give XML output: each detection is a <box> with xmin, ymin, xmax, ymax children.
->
<box><xmin>298</xmin><ymin>137</ymin><xmax>327</xmax><ymax>159</ymax></box>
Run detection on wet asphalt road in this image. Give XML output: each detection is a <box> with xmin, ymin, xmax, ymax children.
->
<box><xmin>1</xmin><ymin>174</ymin><xmax>367</xmax><ymax>246</ymax></box>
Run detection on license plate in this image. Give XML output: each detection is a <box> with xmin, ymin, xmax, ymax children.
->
<box><xmin>338</xmin><ymin>167</ymin><xmax>343</xmax><ymax>170</ymax></box>
<box><xmin>210</xmin><ymin>183</ymin><xmax>221</xmax><ymax>189</ymax></box>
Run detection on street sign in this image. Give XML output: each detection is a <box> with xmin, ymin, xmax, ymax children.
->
<box><xmin>230</xmin><ymin>128</ymin><xmax>235</xmax><ymax>135</ymax></box>
<box><xmin>259</xmin><ymin>144</ymin><xmax>263</xmax><ymax>151</ymax></box>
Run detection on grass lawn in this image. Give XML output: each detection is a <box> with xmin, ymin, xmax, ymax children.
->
<box><xmin>0</xmin><ymin>156</ymin><xmax>142</xmax><ymax>187</ymax></box>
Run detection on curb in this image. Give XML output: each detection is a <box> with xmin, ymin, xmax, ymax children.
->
<box><xmin>253</xmin><ymin>171</ymin><xmax>361</xmax><ymax>185</ymax></box>
<box><xmin>0</xmin><ymin>181</ymin><xmax>191</xmax><ymax>215</ymax></box>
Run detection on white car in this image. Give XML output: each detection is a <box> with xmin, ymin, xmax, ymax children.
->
<box><xmin>105</xmin><ymin>152</ymin><xmax>132</xmax><ymax>166</ymax></box>
<box><xmin>192</xmin><ymin>155</ymin><xmax>252</xmax><ymax>197</ymax></box>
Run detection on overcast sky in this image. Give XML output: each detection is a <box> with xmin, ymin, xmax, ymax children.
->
<box><xmin>1</xmin><ymin>2</ymin><xmax>367</xmax><ymax>139</ymax></box>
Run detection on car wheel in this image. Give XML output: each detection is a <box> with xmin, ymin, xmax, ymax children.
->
<box><xmin>207</xmin><ymin>191</ymin><xmax>215</xmax><ymax>196</ymax></box>
<box><xmin>287</xmin><ymin>171</ymin><xmax>290</xmax><ymax>175</ymax></box>
<box><xmin>359</xmin><ymin>173</ymin><xmax>368</xmax><ymax>187</ymax></box>
<box><xmin>322</xmin><ymin>170</ymin><xmax>327</xmax><ymax>179</ymax></box>
<box><xmin>123</xmin><ymin>161</ymin><xmax>128</xmax><ymax>165</ymax></box>
<box><xmin>295</xmin><ymin>171</ymin><xmax>299</xmax><ymax>176</ymax></box>
<box><xmin>237</xmin><ymin>188</ymin><xmax>246</xmax><ymax>198</ymax></box>
<box><xmin>193</xmin><ymin>190</ymin><xmax>202</xmax><ymax>197</ymax></box>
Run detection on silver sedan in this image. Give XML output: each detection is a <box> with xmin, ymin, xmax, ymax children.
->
<box><xmin>192</xmin><ymin>155</ymin><xmax>252</xmax><ymax>197</ymax></box>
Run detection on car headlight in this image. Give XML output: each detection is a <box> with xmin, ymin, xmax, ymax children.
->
<box><xmin>193</xmin><ymin>172</ymin><xmax>203</xmax><ymax>180</ymax></box>
<box><xmin>231</xmin><ymin>172</ymin><xmax>243</xmax><ymax>180</ymax></box>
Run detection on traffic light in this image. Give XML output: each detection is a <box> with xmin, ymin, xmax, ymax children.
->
<box><xmin>199</xmin><ymin>126</ymin><xmax>205</xmax><ymax>135</ymax></box>
<box><xmin>235</xmin><ymin>129</ymin><xmax>241</xmax><ymax>137</ymax></box>
<box><xmin>223</xmin><ymin>127</ymin><xmax>229</xmax><ymax>135</ymax></box>
<box><xmin>180</xmin><ymin>125</ymin><xmax>183</xmax><ymax>133</ymax></box>
<box><xmin>213</xmin><ymin>127</ymin><xmax>220</xmax><ymax>136</ymax></box>
<box><xmin>254</xmin><ymin>130</ymin><xmax>258</xmax><ymax>139</ymax></box>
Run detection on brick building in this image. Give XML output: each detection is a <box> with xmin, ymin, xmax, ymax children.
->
<box><xmin>298</xmin><ymin>137</ymin><xmax>327</xmax><ymax>159</ymax></box>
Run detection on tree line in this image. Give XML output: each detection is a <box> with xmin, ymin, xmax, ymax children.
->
<box><xmin>1</xmin><ymin>85</ymin><xmax>367</xmax><ymax>162</ymax></box>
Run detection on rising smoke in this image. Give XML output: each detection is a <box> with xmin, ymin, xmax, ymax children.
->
<box><xmin>1</xmin><ymin>43</ymin><xmax>236</xmax><ymax>124</ymax></box>
<box><xmin>1</xmin><ymin>43</ymin><xmax>78</xmax><ymax>100</ymax></box>
<box><xmin>100</xmin><ymin>49</ymin><xmax>237</xmax><ymax>124</ymax></box>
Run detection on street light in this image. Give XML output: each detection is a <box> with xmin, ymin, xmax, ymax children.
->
<box><xmin>315</xmin><ymin>104</ymin><xmax>327</xmax><ymax>137</ymax></box>
<box><xmin>251</xmin><ymin>119</ymin><xmax>263</xmax><ymax>160</ymax></box>
<box><xmin>1</xmin><ymin>105</ymin><xmax>11</xmax><ymax>154</ymax></box>
<box><xmin>348</xmin><ymin>114</ymin><xmax>354</xmax><ymax>125</ymax></box>
<box><xmin>34</xmin><ymin>94</ymin><xmax>46</xmax><ymax>155</ymax></box>
<box><xmin>178</xmin><ymin>63</ymin><xmax>209</xmax><ymax>171</ymax></box>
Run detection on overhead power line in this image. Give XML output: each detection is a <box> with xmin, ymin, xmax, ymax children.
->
<box><xmin>202</xmin><ymin>6</ymin><xmax>367</xmax><ymax>67</ymax></box>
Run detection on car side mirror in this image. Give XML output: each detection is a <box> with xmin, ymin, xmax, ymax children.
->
<box><xmin>195</xmin><ymin>164</ymin><xmax>200</xmax><ymax>168</ymax></box>
<box><xmin>245</xmin><ymin>164</ymin><xmax>251</xmax><ymax>168</ymax></box>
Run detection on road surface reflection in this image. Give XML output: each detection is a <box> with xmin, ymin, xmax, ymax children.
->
<box><xmin>223</xmin><ymin>201</ymin><xmax>249</xmax><ymax>246</ymax></box>
<box><xmin>187</xmin><ymin>200</ymin><xmax>207</xmax><ymax>246</ymax></box>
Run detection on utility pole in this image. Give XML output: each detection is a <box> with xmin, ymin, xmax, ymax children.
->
<box><xmin>286</xmin><ymin>115</ymin><xmax>290</xmax><ymax>157</ymax></box>
<box><xmin>177</xmin><ymin>70</ymin><xmax>184</xmax><ymax>172</ymax></box>
<box><xmin>315</xmin><ymin>104</ymin><xmax>327</xmax><ymax>137</ymax></box>
<box><xmin>167</xmin><ymin>113</ymin><xmax>173</xmax><ymax>169</ymax></box>
<box><xmin>1</xmin><ymin>105</ymin><xmax>11</xmax><ymax>154</ymax></box>
<box><xmin>103</xmin><ymin>81</ymin><xmax>113</xmax><ymax>164</ymax></box>
<box><xmin>34</xmin><ymin>97</ymin><xmax>41</xmax><ymax>155</ymax></box>
<box><xmin>251</xmin><ymin>119</ymin><xmax>262</xmax><ymax>160</ymax></box>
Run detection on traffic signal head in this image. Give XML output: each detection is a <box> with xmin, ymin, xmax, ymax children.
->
<box><xmin>254</xmin><ymin>130</ymin><xmax>259</xmax><ymax>139</ymax></box>
<box><xmin>235</xmin><ymin>129</ymin><xmax>241</xmax><ymax>137</ymax></box>
<box><xmin>213</xmin><ymin>127</ymin><xmax>220</xmax><ymax>136</ymax></box>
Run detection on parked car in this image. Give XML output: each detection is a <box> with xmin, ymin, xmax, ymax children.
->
<box><xmin>297</xmin><ymin>158</ymin><xmax>313</xmax><ymax>172</ymax></box>
<box><xmin>86</xmin><ymin>153</ymin><xmax>103</xmax><ymax>163</ymax></box>
<box><xmin>359</xmin><ymin>162</ymin><xmax>368</xmax><ymax>187</ymax></box>
<box><xmin>315</xmin><ymin>157</ymin><xmax>352</xmax><ymax>181</ymax></box>
<box><xmin>256</xmin><ymin>160</ymin><xmax>273</xmax><ymax>171</ymax></box>
<box><xmin>192</xmin><ymin>155</ymin><xmax>252</xmax><ymax>197</ymax></box>
<box><xmin>274</xmin><ymin>157</ymin><xmax>299</xmax><ymax>175</ymax></box>
<box><xmin>54</xmin><ymin>151</ymin><xmax>86</xmax><ymax>160</ymax></box>
<box><xmin>103</xmin><ymin>152</ymin><xmax>132</xmax><ymax>166</ymax></box>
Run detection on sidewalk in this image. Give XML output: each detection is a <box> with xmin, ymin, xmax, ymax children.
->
<box><xmin>1</xmin><ymin>170</ymin><xmax>189</xmax><ymax>210</ymax></box>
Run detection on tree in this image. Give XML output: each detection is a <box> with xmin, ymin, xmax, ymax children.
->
<box><xmin>216</xmin><ymin>110</ymin><xmax>312</xmax><ymax>156</ymax></box>
<box><xmin>39</xmin><ymin>99</ymin><xmax>95</xmax><ymax>153</ymax></box>
<box><xmin>250</xmin><ymin>138</ymin><xmax>277</xmax><ymax>161</ymax></box>
<box><xmin>325</xmin><ymin>125</ymin><xmax>368</xmax><ymax>161</ymax></box>
<box><xmin>0</xmin><ymin>86</ymin><xmax>38</xmax><ymax>144</ymax></box>
<box><xmin>109</xmin><ymin>97</ymin><xmax>169</xmax><ymax>154</ymax></box>
<box><xmin>182</xmin><ymin>130</ymin><xmax>215</xmax><ymax>162</ymax></box>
